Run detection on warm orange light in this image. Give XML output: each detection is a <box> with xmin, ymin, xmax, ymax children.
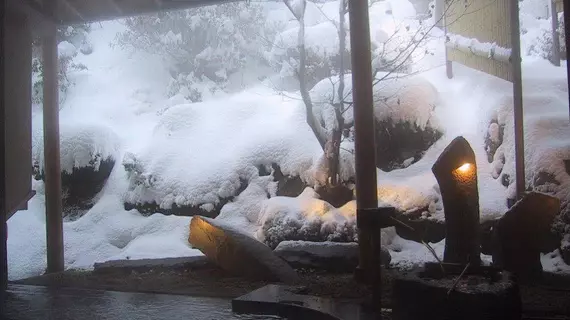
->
<box><xmin>456</xmin><ymin>163</ymin><xmax>472</xmax><ymax>174</ymax></box>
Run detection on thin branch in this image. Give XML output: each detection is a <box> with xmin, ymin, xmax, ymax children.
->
<box><xmin>447</xmin><ymin>262</ymin><xmax>471</xmax><ymax>295</ymax></box>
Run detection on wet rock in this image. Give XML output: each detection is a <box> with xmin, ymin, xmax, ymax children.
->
<box><xmin>274</xmin><ymin>240</ymin><xmax>390</xmax><ymax>272</ymax></box>
<box><xmin>493</xmin><ymin>192</ymin><xmax>561</xmax><ymax>281</ymax></box>
<box><xmin>375</xmin><ymin>118</ymin><xmax>442</xmax><ymax>171</ymax></box>
<box><xmin>189</xmin><ymin>216</ymin><xmax>300</xmax><ymax>284</ymax></box>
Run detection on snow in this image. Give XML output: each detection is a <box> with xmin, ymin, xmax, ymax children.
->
<box><xmin>256</xmin><ymin>188</ymin><xmax>358</xmax><ymax>248</ymax></box>
<box><xmin>7</xmin><ymin>0</ymin><xmax>570</xmax><ymax>280</ymax></box>
<box><xmin>33</xmin><ymin>123</ymin><xmax>121</xmax><ymax>174</ymax></box>
<box><xmin>123</xmin><ymin>87</ymin><xmax>321</xmax><ymax>210</ymax></box>
<box><xmin>58</xmin><ymin>41</ymin><xmax>77</xmax><ymax>59</ymax></box>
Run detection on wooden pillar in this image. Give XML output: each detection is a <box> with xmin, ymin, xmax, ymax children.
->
<box><xmin>348</xmin><ymin>0</ymin><xmax>379</xmax><ymax>287</ymax></box>
<box><xmin>565</xmin><ymin>0</ymin><xmax>570</xmax><ymax>119</ymax></box>
<box><xmin>42</xmin><ymin>3</ymin><xmax>64</xmax><ymax>274</ymax></box>
<box><xmin>0</xmin><ymin>0</ymin><xmax>7</xmax><ymax>292</ymax></box>
<box><xmin>550</xmin><ymin>0</ymin><xmax>561</xmax><ymax>66</ymax></box>
<box><xmin>510</xmin><ymin>0</ymin><xmax>526</xmax><ymax>200</ymax></box>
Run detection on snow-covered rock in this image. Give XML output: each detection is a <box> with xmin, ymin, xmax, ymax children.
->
<box><xmin>122</xmin><ymin>87</ymin><xmax>324</xmax><ymax>215</ymax></box>
<box><xmin>33</xmin><ymin>122</ymin><xmax>120</xmax><ymax>219</ymax></box>
<box><xmin>58</xmin><ymin>41</ymin><xmax>78</xmax><ymax>59</ymax></box>
<box><xmin>257</xmin><ymin>188</ymin><xmax>358</xmax><ymax>249</ymax></box>
<box><xmin>274</xmin><ymin>240</ymin><xmax>391</xmax><ymax>271</ymax></box>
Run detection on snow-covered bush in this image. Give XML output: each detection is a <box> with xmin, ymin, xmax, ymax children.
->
<box><xmin>31</xmin><ymin>24</ymin><xmax>91</xmax><ymax>105</ymax></box>
<box><xmin>114</xmin><ymin>3</ymin><xmax>271</xmax><ymax>101</ymax></box>
<box><xmin>256</xmin><ymin>188</ymin><xmax>358</xmax><ymax>249</ymax></box>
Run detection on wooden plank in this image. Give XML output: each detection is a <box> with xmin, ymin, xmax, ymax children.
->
<box><xmin>445</xmin><ymin>0</ymin><xmax>513</xmax><ymax>82</ymax></box>
<box><xmin>42</xmin><ymin>0</ymin><xmax>64</xmax><ymax>274</ymax></box>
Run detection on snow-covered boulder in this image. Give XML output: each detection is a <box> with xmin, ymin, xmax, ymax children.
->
<box><xmin>274</xmin><ymin>240</ymin><xmax>391</xmax><ymax>271</ymax></box>
<box><xmin>257</xmin><ymin>188</ymin><xmax>358</xmax><ymax>249</ymax></box>
<box><xmin>189</xmin><ymin>215</ymin><xmax>300</xmax><ymax>283</ymax></box>
<box><xmin>311</xmin><ymin>74</ymin><xmax>442</xmax><ymax>171</ymax></box>
<box><xmin>58</xmin><ymin>41</ymin><xmax>78</xmax><ymax>59</ymax></box>
<box><xmin>373</xmin><ymin>76</ymin><xmax>442</xmax><ymax>171</ymax></box>
<box><xmin>33</xmin><ymin>123</ymin><xmax>120</xmax><ymax>219</ymax></box>
<box><xmin>491</xmin><ymin>75</ymin><xmax>570</xmax><ymax>256</ymax></box>
<box><xmin>122</xmin><ymin>88</ymin><xmax>322</xmax><ymax>217</ymax></box>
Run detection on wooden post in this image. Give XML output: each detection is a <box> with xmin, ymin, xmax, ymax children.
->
<box><xmin>510</xmin><ymin>0</ymin><xmax>526</xmax><ymax>200</ymax></box>
<box><xmin>42</xmin><ymin>3</ymin><xmax>64</xmax><ymax>274</ymax></box>
<box><xmin>550</xmin><ymin>0</ymin><xmax>561</xmax><ymax>66</ymax></box>
<box><xmin>564</xmin><ymin>0</ymin><xmax>570</xmax><ymax>119</ymax></box>
<box><xmin>0</xmin><ymin>0</ymin><xmax>6</xmax><ymax>292</ymax></box>
<box><xmin>348</xmin><ymin>0</ymin><xmax>380</xmax><ymax>297</ymax></box>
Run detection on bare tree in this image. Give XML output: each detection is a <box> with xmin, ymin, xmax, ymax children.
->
<box><xmin>282</xmin><ymin>0</ymin><xmax>461</xmax><ymax>192</ymax></box>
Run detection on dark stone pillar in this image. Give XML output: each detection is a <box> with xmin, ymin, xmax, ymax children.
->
<box><xmin>432</xmin><ymin>136</ymin><xmax>481</xmax><ymax>266</ymax></box>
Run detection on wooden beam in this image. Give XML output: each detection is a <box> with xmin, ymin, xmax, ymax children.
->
<box><xmin>1</xmin><ymin>0</ymin><xmax>7</xmax><ymax>292</ymax></box>
<box><xmin>42</xmin><ymin>0</ymin><xmax>64</xmax><ymax>274</ymax></box>
<box><xmin>6</xmin><ymin>0</ymin><xmax>56</xmax><ymax>35</ymax></box>
<box><xmin>108</xmin><ymin>0</ymin><xmax>124</xmax><ymax>15</ymax></box>
<box><xmin>153</xmin><ymin>0</ymin><xmax>164</xmax><ymax>9</ymax></box>
<box><xmin>60</xmin><ymin>0</ymin><xmax>86</xmax><ymax>22</ymax></box>
<box><xmin>59</xmin><ymin>0</ymin><xmax>238</xmax><ymax>25</ymax></box>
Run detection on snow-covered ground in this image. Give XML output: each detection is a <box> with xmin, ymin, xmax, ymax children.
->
<box><xmin>8</xmin><ymin>0</ymin><xmax>570</xmax><ymax>280</ymax></box>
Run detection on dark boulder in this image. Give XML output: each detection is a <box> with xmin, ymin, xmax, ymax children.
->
<box><xmin>375</xmin><ymin>118</ymin><xmax>442</xmax><ymax>171</ymax></box>
<box><xmin>271</xmin><ymin>164</ymin><xmax>306</xmax><ymax>198</ymax></box>
<box><xmin>492</xmin><ymin>192</ymin><xmax>561</xmax><ymax>282</ymax></box>
<box><xmin>34</xmin><ymin>154</ymin><xmax>115</xmax><ymax>220</ymax></box>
